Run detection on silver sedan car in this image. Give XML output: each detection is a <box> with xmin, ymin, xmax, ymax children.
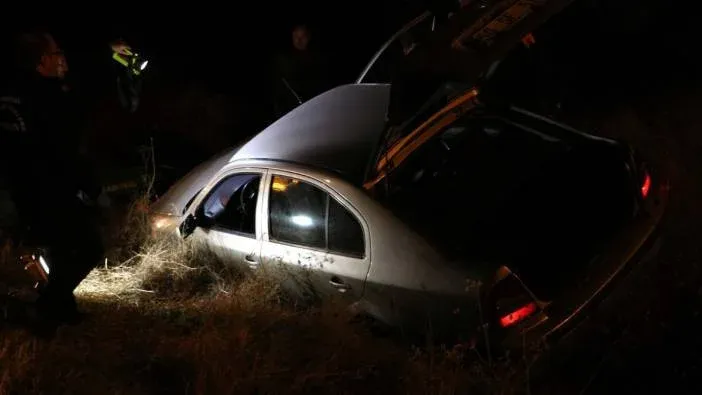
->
<box><xmin>151</xmin><ymin>0</ymin><xmax>668</xmax><ymax>347</ymax></box>
<box><xmin>151</xmin><ymin>82</ymin><xmax>667</xmax><ymax>347</ymax></box>
<box><xmin>151</xmin><ymin>84</ymin><xmax>471</xmax><ymax>335</ymax></box>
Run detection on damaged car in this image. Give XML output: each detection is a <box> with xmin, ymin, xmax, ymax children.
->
<box><xmin>150</xmin><ymin>0</ymin><xmax>668</xmax><ymax>347</ymax></box>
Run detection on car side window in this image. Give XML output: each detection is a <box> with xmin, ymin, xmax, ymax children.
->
<box><xmin>200</xmin><ymin>173</ymin><xmax>261</xmax><ymax>236</ymax></box>
<box><xmin>269</xmin><ymin>175</ymin><xmax>365</xmax><ymax>257</ymax></box>
<box><xmin>269</xmin><ymin>175</ymin><xmax>327</xmax><ymax>249</ymax></box>
<box><xmin>328</xmin><ymin>198</ymin><xmax>364</xmax><ymax>257</ymax></box>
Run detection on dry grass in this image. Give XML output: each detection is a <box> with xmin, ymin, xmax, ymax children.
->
<box><xmin>0</xmin><ymin>203</ymin><xmax>522</xmax><ymax>395</ymax></box>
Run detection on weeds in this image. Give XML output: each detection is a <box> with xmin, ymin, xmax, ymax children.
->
<box><xmin>0</xmin><ymin>200</ymin><xmax>521</xmax><ymax>395</ymax></box>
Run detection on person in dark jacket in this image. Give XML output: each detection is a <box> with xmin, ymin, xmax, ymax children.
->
<box><xmin>272</xmin><ymin>25</ymin><xmax>331</xmax><ymax>117</ymax></box>
<box><xmin>0</xmin><ymin>30</ymin><xmax>104</xmax><ymax>332</ymax></box>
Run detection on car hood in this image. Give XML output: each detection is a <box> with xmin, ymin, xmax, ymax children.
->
<box><xmin>230</xmin><ymin>84</ymin><xmax>392</xmax><ymax>185</ymax></box>
<box><xmin>150</xmin><ymin>146</ymin><xmax>240</xmax><ymax>216</ymax></box>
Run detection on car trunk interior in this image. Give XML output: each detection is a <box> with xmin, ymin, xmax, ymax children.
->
<box><xmin>374</xmin><ymin>111</ymin><xmax>637</xmax><ymax>301</ymax></box>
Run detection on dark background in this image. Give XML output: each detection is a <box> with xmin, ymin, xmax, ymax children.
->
<box><xmin>5</xmin><ymin>1</ymin><xmax>427</xmax><ymax>119</ymax></box>
<box><xmin>3</xmin><ymin>0</ymin><xmax>696</xmax><ymax>186</ymax></box>
<box><xmin>1</xmin><ymin>1</ymin><xmax>436</xmax><ymax>190</ymax></box>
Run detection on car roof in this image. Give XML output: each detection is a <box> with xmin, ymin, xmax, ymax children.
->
<box><xmin>230</xmin><ymin>83</ymin><xmax>391</xmax><ymax>185</ymax></box>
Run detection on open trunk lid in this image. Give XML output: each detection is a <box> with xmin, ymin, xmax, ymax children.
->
<box><xmin>400</xmin><ymin>0</ymin><xmax>575</xmax><ymax>78</ymax></box>
<box><xmin>360</xmin><ymin>0</ymin><xmax>577</xmax><ymax>185</ymax></box>
<box><xmin>361</xmin><ymin>0</ymin><xmax>574</xmax><ymax>126</ymax></box>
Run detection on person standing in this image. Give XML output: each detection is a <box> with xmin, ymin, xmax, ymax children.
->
<box><xmin>0</xmin><ymin>30</ymin><xmax>106</xmax><ymax>334</ymax></box>
<box><xmin>272</xmin><ymin>24</ymin><xmax>330</xmax><ymax>117</ymax></box>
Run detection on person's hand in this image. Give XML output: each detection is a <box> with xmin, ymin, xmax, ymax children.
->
<box><xmin>110</xmin><ymin>39</ymin><xmax>132</xmax><ymax>55</ymax></box>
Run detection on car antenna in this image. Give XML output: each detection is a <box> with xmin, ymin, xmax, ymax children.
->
<box><xmin>281</xmin><ymin>78</ymin><xmax>303</xmax><ymax>105</ymax></box>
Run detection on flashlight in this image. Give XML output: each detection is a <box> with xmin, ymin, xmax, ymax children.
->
<box><xmin>112</xmin><ymin>47</ymin><xmax>149</xmax><ymax>76</ymax></box>
<box><xmin>18</xmin><ymin>252</ymin><xmax>50</xmax><ymax>289</ymax></box>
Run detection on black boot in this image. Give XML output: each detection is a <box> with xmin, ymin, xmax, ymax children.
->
<box><xmin>33</xmin><ymin>289</ymin><xmax>83</xmax><ymax>333</ymax></box>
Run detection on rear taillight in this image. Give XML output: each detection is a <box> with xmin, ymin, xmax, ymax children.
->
<box><xmin>499</xmin><ymin>302</ymin><xmax>537</xmax><ymax>328</ymax></box>
<box><xmin>641</xmin><ymin>170</ymin><xmax>651</xmax><ymax>199</ymax></box>
<box><xmin>490</xmin><ymin>271</ymin><xmax>540</xmax><ymax>329</ymax></box>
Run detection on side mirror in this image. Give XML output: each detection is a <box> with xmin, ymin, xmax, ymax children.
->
<box><xmin>180</xmin><ymin>213</ymin><xmax>216</xmax><ymax>237</ymax></box>
<box><xmin>179</xmin><ymin>214</ymin><xmax>199</xmax><ymax>238</ymax></box>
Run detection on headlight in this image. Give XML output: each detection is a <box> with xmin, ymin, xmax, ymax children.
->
<box><xmin>150</xmin><ymin>214</ymin><xmax>181</xmax><ymax>234</ymax></box>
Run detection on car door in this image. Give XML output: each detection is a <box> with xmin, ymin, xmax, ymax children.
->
<box><xmin>259</xmin><ymin>172</ymin><xmax>370</xmax><ymax>303</ymax></box>
<box><xmin>189</xmin><ymin>169</ymin><xmax>266</xmax><ymax>269</ymax></box>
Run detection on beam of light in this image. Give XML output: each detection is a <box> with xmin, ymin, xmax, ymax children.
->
<box><xmin>291</xmin><ymin>215</ymin><xmax>314</xmax><ymax>227</ymax></box>
<box><xmin>140</xmin><ymin>60</ymin><xmax>149</xmax><ymax>70</ymax></box>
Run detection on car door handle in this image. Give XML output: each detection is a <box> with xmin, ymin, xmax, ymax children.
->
<box><xmin>329</xmin><ymin>277</ymin><xmax>351</xmax><ymax>292</ymax></box>
<box><xmin>244</xmin><ymin>253</ymin><xmax>258</xmax><ymax>265</ymax></box>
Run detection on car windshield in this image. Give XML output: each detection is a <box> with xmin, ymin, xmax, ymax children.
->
<box><xmin>370</xmin><ymin>108</ymin><xmax>571</xmax><ymax>260</ymax></box>
<box><xmin>150</xmin><ymin>145</ymin><xmax>242</xmax><ymax>216</ymax></box>
<box><xmin>182</xmin><ymin>189</ymin><xmax>202</xmax><ymax>214</ymax></box>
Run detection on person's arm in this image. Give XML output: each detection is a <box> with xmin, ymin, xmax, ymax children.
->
<box><xmin>0</xmin><ymin>100</ymin><xmax>48</xmax><ymax>227</ymax></box>
<box><xmin>0</xmin><ymin>99</ymin><xmax>29</xmax><ymax>163</ymax></box>
<box><xmin>109</xmin><ymin>39</ymin><xmax>143</xmax><ymax>112</ymax></box>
